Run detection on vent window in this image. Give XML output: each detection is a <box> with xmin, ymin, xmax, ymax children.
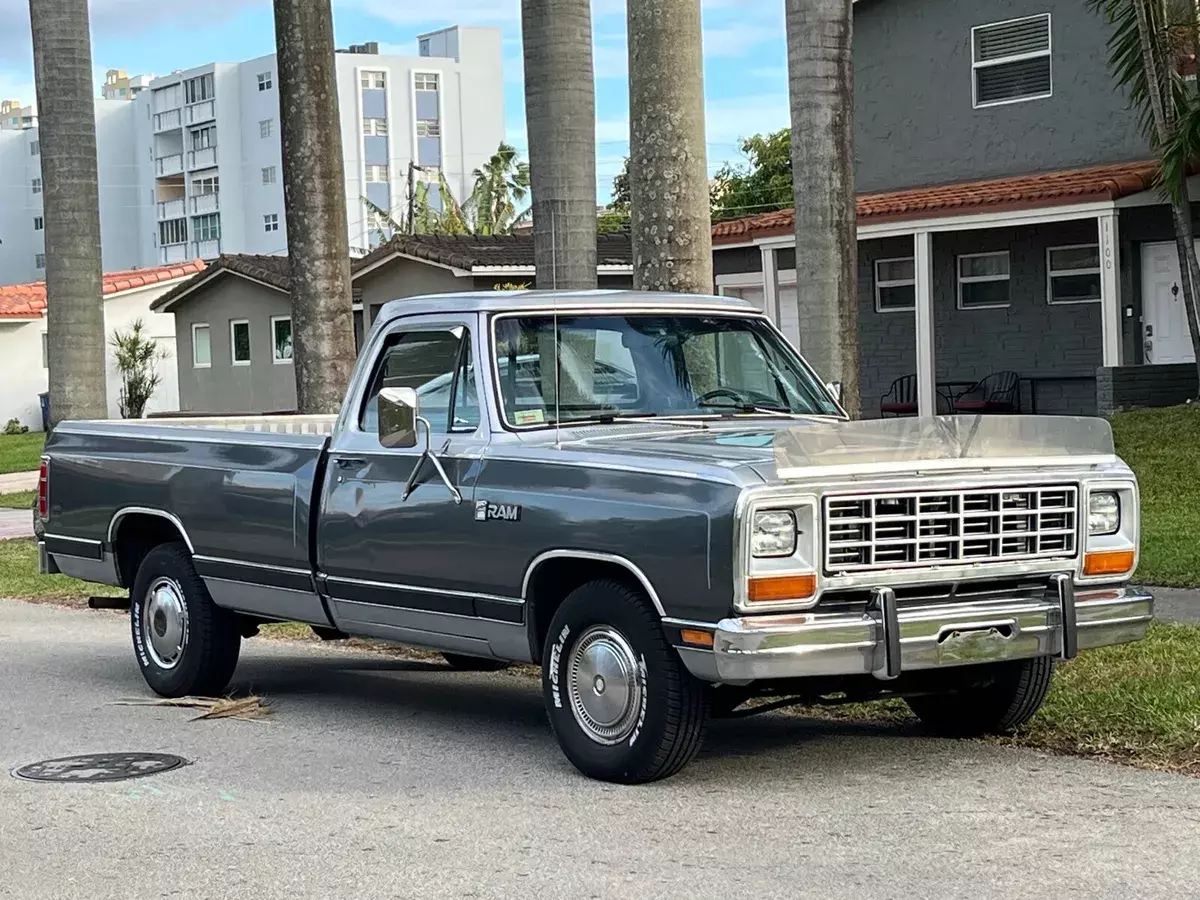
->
<box><xmin>972</xmin><ymin>14</ymin><xmax>1052</xmax><ymax>107</ymax></box>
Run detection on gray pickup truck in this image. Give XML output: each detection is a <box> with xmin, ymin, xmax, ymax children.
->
<box><xmin>38</xmin><ymin>290</ymin><xmax>1152</xmax><ymax>783</ymax></box>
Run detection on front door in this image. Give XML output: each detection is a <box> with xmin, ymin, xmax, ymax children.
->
<box><xmin>318</xmin><ymin>314</ymin><xmax>513</xmax><ymax>653</ymax></box>
<box><xmin>1141</xmin><ymin>242</ymin><xmax>1197</xmax><ymax>364</ymax></box>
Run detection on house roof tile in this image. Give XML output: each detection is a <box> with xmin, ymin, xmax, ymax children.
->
<box><xmin>352</xmin><ymin>232</ymin><xmax>633</xmax><ymax>275</ymax></box>
<box><xmin>710</xmin><ymin>160</ymin><xmax>1162</xmax><ymax>243</ymax></box>
<box><xmin>149</xmin><ymin>254</ymin><xmax>292</xmax><ymax>311</ymax></box>
<box><xmin>0</xmin><ymin>259</ymin><xmax>206</xmax><ymax>319</ymax></box>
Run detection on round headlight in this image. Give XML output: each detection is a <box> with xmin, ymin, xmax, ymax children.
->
<box><xmin>1088</xmin><ymin>491</ymin><xmax>1120</xmax><ymax>536</ymax></box>
<box><xmin>752</xmin><ymin>510</ymin><xmax>797</xmax><ymax>558</ymax></box>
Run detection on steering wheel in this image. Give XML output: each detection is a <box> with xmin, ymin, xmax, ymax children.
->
<box><xmin>696</xmin><ymin>387</ymin><xmax>782</xmax><ymax>407</ymax></box>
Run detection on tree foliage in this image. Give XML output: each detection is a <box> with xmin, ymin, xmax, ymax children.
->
<box><xmin>110</xmin><ymin>318</ymin><xmax>164</xmax><ymax>419</ymax></box>
<box><xmin>710</xmin><ymin>129</ymin><xmax>794</xmax><ymax>220</ymax></box>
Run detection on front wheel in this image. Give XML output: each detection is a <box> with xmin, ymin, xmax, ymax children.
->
<box><xmin>542</xmin><ymin>579</ymin><xmax>711</xmax><ymax>784</ymax></box>
<box><xmin>905</xmin><ymin>656</ymin><xmax>1054</xmax><ymax>737</ymax></box>
<box><xmin>130</xmin><ymin>543</ymin><xmax>241</xmax><ymax>698</ymax></box>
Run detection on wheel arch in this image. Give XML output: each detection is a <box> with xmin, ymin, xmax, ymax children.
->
<box><xmin>522</xmin><ymin>550</ymin><xmax>666</xmax><ymax>663</ymax></box>
<box><xmin>108</xmin><ymin>507</ymin><xmax>194</xmax><ymax>588</ymax></box>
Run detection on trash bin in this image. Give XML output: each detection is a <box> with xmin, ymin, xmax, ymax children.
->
<box><xmin>38</xmin><ymin>392</ymin><xmax>49</xmax><ymax>432</ymax></box>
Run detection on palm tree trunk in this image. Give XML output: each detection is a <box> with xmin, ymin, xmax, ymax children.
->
<box><xmin>627</xmin><ymin>0</ymin><xmax>713</xmax><ymax>293</ymax></box>
<box><xmin>785</xmin><ymin>0</ymin><xmax>860</xmax><ymax>416</ymax></box>
<box><xmin>522</xmin><ymin>0</ymin><xmax>597</xmax><ymax>290</ymax></box>
<box><xmin>29</xmin><ymin>0</ymin><xmax>107</xmax><ymax>426</ymax></box>
<box><xmin>273</xmin><ymin>0</ymin><xmax>357</xmax><ymax>413</ymax></box>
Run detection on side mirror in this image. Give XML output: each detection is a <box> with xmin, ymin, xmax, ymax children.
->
<box><xmin>378</xmin><ymin>386</ymin><xmax>419</xmax><ymax>448</ymax></box>
<box><xmin>826</xmin><ymin>381</ymin><xmax>843</xmax><ymax>402</ymax></box>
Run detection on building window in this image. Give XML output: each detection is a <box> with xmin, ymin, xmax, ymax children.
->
<box><xmin>31</xmin><ymin>178</ymin><xmax>41</xmax><ymax>194</ymax></box>
<box><xmin>262</xmin><ymin>166</ymin><xmax>277</xmax><ymax>185</ymax></box>
<box><xmin>416</xmin><ymin>120</ymin><xmax>441</xmax><ymax>137</ymax></box>
<box><xmin>193</xmin><ymin>175</ymin><xmax>218</xmax><ymax>195</ymax></box>
<box><xmin>419</xmin><ymin>38</ymin><xmax>431</xmax><ymax>57</ymax></box>
<box><xmin>874</xmin><ymin>257</ymin><xmax>915</xmax><ymax>312</ymax></box>
<box><xmin>257</xmin><ymin>72</ymin><xmax>273</xmax><ymax>91</ymax></box>
<box><xmin>972</xmin><ymin>14</ymin><xmax>1052</xmax><ymax>108</ymax></box>
<box><xmin>193</xmin><ymin>213</ymin><xmax>220</xmax><ymax>242</ymax></box>
<box><xmin>184</xmin><ymin>73</ymin><xmax>214</xmax><ymax>104</ymax></box>
<box><xmin>271</xmin><ymin>315</ymin><xmax>293</xmax><ymax>363</ymax></box>
<box><xmin>957</xmin><ymin>251</ymin><xmax>1011</xmax><ymax>309</ymax></box>
<box><xmin>360</xmin><ymin>71</ymin><xmax>386</xmax><ymax>90</ymax></box>
<box><xmin>42</xmin><ymin>332</ymin><xmax>48</xmax><ymax>369</ymax></box>
<box><xmin>230</xmin><ymin>320</ymin><xmax>251</xmax><ymax>365</ymax></box>
<box><xmin>35</xmin><ymin>253</ymin><xmax>45</xmax><ymax>270</ymax></box>
<box><xmin>365</xmin><ymin>164</ymin><xmax>389</xmax><ymax>182</ymax></box>
<box><xmin>159</xmin><ymin>218</ymin><xmax>187</xmax><ymax>245</ymax></box>
<box><xmin>264</xmin><ymin>213</ymin><xmax>280</xmax><ymax>232</ymax></box>
<box><xmin>362</xmin><ymin>118</ymin><xmax>388</xmax><ymax>136</ymax></box>
<box><xmin>191</xmin><ymin>126</ymin><xmax>216</xmax><ymax>151</ymax></box>
<box><xmin>1047</xmin><ymin>244</ymin><xmax>1101</xmax><ymax>304</ymax></box>
<box><xmin>30</xmin><ymin>140</ymin><xmax>39</xmax><ymax>156</ymax></box>
<box><xmin>33</xmin><ymin>216</ymin><xmax>43</xmax><ymax>231</ymax></box>
<box><xmin>260</xmin><ymin>118</ymin><xmax>274</xmax><ymax>138</ymax></box>
<box><xmin>414</xmin><ymin>73</ymin><xmax>439</xmax><ymax>91</ymax></box>
<box><xmin>192</xmin><ymin>323</ymin><xmax>211</xmax><ymax>368</ymax></box>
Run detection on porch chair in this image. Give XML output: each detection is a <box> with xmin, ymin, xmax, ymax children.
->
<box><xmin>879</xmin><ymin>374</ymin><xmax>918</xmax><ymax>417</ymax></box>
<box><xmin>951</xmin><ymin>371</ymin><xmax>1021</xmax><ymax>414</ymax></box>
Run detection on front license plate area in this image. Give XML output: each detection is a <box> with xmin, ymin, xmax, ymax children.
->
<box><xmin>936</xmin><ymin>622</ymin><xmax>1016</xmax><ymax>665</ymax></box>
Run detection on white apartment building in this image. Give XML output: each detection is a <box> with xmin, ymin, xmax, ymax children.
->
<box><xmin>0</xmin><ymin>25</ymin><xmax>505</xmax><ymax>286</ymax></box>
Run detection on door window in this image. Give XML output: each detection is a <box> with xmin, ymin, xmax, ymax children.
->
<box><xmin>359</xmin><ymin>326</ymin><xmax>479</xmax><ymax>437</ymax></box>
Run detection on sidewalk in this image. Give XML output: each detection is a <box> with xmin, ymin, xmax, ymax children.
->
<box><xmin>0</xmin><ymin>509</ymin><xmax>32</xmax><ymax>540</ymax></box>
<box><xmin>1143</xmin><ymin>586</ymin><xmax>1200</xmax><ymax>625</ymax></box>
<box><xmin>0</xmin><ymin>470</ymin><xmax>37</xmax><ymax>493</ymax></box>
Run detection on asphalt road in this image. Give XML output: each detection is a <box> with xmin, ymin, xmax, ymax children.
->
<box><xmin>2</xmin><ymin>599</ymin><xmax>1199</xmax><ymax>900</ymax></box>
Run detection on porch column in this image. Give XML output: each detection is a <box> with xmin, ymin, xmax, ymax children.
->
<box><xmin>761</xmin><ymin>245</ymin><xmax>781</xmax><ymax>326</ymax></box>
<box><xmin>1098</xmin><ymin>211</ymin><xmax>1122</xmax><ymax>366</ymax></box>
<box><xmin>914</xmin><ymin>230</ymin><xmax>937</xmax><ymax>416</ymax></box>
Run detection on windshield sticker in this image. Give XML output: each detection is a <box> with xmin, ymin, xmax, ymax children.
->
<box><xmin>514</xmin><ymin>409</ymin><xmax>546</xmax><ymax>426</ymax></box>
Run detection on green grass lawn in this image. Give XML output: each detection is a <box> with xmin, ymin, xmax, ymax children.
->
<box><xmin>0</xmin><ymin>538</ymin><xmax>122</xmax><ymax>603</ymax></box>
<box><xmin>1110</xmin><ymin>404</ymin><xmax>1200</xmax><ymax>587</ymax></box>
<box><xmin>0</xmin><ymin>432</ymin><xmax>44</xmax><ymax>475</ymax></box>
<box><xmin>0</xmin><ymin>491</ymin><xmax>34</xmax><ymax>510</ymax></box>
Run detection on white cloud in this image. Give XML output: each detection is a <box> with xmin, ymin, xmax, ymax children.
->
<box><xmin>345</xmin><ymin>0</ymin><xmax>518</xmax><ymax>27</ymax></box>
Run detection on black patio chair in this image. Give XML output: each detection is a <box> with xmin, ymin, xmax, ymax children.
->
<box><xmin>879</xmin><ymin>375</ymin><xmax>918</xmax><ymax>417</ymax></box>
<box><xmin>952</xmin><ymin>371</ymin><xmax>1021</xmax><ymax>414</ymax></box>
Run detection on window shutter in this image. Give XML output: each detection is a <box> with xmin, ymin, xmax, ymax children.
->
<box><xmin>973</xmin><ymin>15</ymin><xmax>1052</xmax><ymax>106</ymax></box>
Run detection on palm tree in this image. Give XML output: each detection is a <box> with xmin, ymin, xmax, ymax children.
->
<box><xmin>785</xmin><ymin>0</ymin><xmax>860</xmax><ymax>416</ymax></box>
<box><xmin>272</xmin><ymin>0</ymin><xmax>357</xmax><ymax>414</ymax></box>
<box><xmin>627</xmin><ymin>0</ymin><xmax>713</xmax><ymax>293</ymax></box>
<box><xmin>29</xmin><ymin>0</ymin><xmax>107</xmax><ymax>425</ymax></box>
<box><xmin>521</xmin><ymin>0</ymin><xmax>598</xmax><ymax>289</ymax></box>
<box><xmin>468</xmin><ymin>142</ymin><xmax>531</xmax><ymax>235</ymax></box>
<box><xmin>1090</xmin><ymin>0</ymin><xmax>1200</xmax><ymax>381</ymax></box>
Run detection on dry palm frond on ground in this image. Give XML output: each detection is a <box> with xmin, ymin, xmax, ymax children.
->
<box><xmin>110</xmin><ymin>695</ymin><xmax>272</xmax><ymax>722</ymax></box>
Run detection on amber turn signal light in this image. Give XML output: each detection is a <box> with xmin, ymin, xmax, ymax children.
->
<box><xmin>1083</xmin><ymin>549</ymin><xmax>1136</xmax><ymax>577</ymax></box>
<box><xmin>680</xmin><ymin>629</ymin><xmax>714</xmax><ymax>648</ymax></box>
<box><xmin>747</xmin><ymin>574</ymin><xmax>817</xmax><ymax>604</ymax></box>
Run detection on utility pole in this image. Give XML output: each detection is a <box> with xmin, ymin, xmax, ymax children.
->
<box><xmin>30</xmin><ymin>0</ymin><xmax>108</xmax><ymax>425</ymax></box>
<box><xmin>272</xmin><ymin>0</ymin><xmax>357</xmax><ymax>414</ymax></box>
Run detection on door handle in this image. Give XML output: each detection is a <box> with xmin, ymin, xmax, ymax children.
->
<box><xmin>335</xmin><ymin>456</ymin><xmax>368</xmax><ymax>468</ymax></box>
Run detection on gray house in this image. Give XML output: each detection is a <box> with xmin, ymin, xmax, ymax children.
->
<box><xmin>151</xmin><ymin>234</ymin><xmax>633</xmax><ymax>414</ymax></box>
<box><xmin>713</xmin><ymin>0</ymin><xmax>1198</xmax><ymax>416</ymax></box>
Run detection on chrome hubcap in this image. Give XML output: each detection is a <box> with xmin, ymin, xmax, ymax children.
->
<box><xmin>567</xmin><ymin>625</ymin><xmax>643</xmax><ymax>745</ymax></box>
<box><xmin>142</xmin><ymin>577</ymin><xmax>188</xmax><ymax>670</ymax></box>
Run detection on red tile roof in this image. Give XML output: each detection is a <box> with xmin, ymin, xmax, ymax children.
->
<box><xmin>0</xmin><ymin>260</ymin><xmax>205</xmax><ymax>319</ymax></box>
<box><xmin>711</xmin><ymin>161</ymin><xmax>1161</xmax><ymax>244</ymax></box>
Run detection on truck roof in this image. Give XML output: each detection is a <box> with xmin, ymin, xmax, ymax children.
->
<box><xmin>374</xmin><ymin>289</ymin><xmax>756</xmax><ymax>327</ymax></box>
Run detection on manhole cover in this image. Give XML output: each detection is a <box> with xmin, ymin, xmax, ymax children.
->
<box><xmin>12</xmin><ymin>752</ymin><xmax>189</xmax><ymax>783</ymax></box>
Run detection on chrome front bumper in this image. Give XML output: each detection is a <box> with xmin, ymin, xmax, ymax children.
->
<box><xmin>697</xmin><ymin>580</ymin><xmax>1152</xmax><ymax>684</ymax></box>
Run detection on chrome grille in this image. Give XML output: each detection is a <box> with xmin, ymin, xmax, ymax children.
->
<box><xmin>824</xmin><ymin>485</ymin><xmax>1078</xmax><ymax>573</ymax></box>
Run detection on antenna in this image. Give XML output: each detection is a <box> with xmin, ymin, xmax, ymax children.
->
<box><xmin>552</xmin><ymin>204</ymin><xmax>561</xmax><ymax>449</ymax></box>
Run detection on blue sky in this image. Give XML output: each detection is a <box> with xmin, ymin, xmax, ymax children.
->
<box><xmin>0</xmin><ymin>0</ymin><xmax>792</xmax><ymax>205</ymax></box>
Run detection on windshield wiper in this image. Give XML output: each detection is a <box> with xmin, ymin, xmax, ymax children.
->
<box><xmin>696</xmin><ymin>400</ymin><xmax>793</xmax><ymax>417</ymax></box>
<box><xmin>559</xmin><ymin>412</ymin><xmax>710</xmax><ymax>430</ymax></box>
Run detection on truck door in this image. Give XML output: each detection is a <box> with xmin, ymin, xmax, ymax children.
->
<box><xmin>317</xmin><ymin>313</ymin><xmax>515</xmax><ymax>651</ymax></box>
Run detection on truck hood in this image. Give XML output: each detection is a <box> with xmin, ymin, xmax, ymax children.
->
<box><xmin>554</xmin><ymin>415</ymin><xmax>1118</xmax><ymax>484</ymax></box>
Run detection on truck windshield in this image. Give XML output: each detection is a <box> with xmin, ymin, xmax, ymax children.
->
<box><xmin>491</xmin><ymin>313</ymin><xmax>843</xmax><ymax>428</ymax></box>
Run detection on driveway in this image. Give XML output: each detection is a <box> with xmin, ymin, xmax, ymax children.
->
<box><xmin>1</xmin><ymin>598</ymin><xmax>1198</xmax><ymax>900</ymax></box>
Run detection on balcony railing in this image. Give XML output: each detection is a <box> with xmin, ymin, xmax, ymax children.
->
<box><xmin>194</xmin><ymin>239</ymin><xmax>221</xmax><ymax>260</ymax></box>
<box><xmin>159</xmin><ymin>243</ymin><xmax>188</xmax><ymax>265</ymax></box>
<box><xmin>157</xmin><ymin>198</ymin><xmax>185</xmax><ymax>220</ymax></box>
<box><xmin>190</xmin><ymin>193</ymin><xmax>219</xmax><ymax>215</ymax></box>
<box><xmin>156</xmin><ymin>154</ymin><xmax>184</xmax><ymax>177</ymax></box>
<box><xmin>188</xmin><ymin>147</ymin><xmax>217</xmax><ymax>170</ymax></box>
<box><xmin>186</xmin><ymin>100</ymin><xmax>215</xmax><ymax>125</ymax></box>
<box><xmin>153</xmin><ymin>109</ymin><xmax>182</xmax><ymax>132</ymax></box>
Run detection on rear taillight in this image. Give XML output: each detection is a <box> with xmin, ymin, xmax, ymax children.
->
<box><xmin>37</xmin><ymin>457</ymin><xmax>49</xmax><ymax>520</ymax></box>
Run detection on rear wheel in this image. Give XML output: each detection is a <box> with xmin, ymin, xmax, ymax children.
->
<box><xmin>906</xmin><ymin>656</ymin><xmax>1054</xmax><ymax>736</ymax></box>
<box><xmin>442</xmin><ymin>652</ymin><xmax>510</xmax><ymax>672</ymax></box>
<box><xmin>130</xmin><ymin>543</ymin><xmax>241</xmax><ymax>698</ymax></box>
<box><xmin>542</xmin><ymin>579</ymin><xmax>711</xmax><ymax>784</ymax></box>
